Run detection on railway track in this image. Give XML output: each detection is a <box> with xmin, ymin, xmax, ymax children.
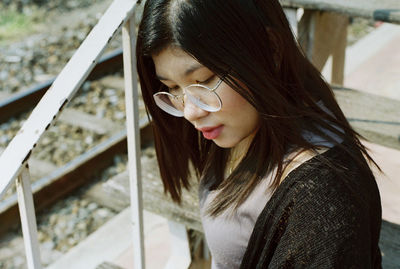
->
<box><xmin>0</xmin><ymin>46</ymin><xmax>203</xmax><ymax>268</ymax></box>
<box><xmin>0</xmin><ymin>46</ymin><xmax>202</xmax><ymax>267</ymax></box>
<box><xmin>0</xmin><ymin>48</ymin><xmax>160</xmax><ymax>267</ymax></box>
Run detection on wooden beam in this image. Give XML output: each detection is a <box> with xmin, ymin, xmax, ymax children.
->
<box><xmin>331</xmin><ymin>17</ymin><xmax>348</xmax><ymax>85</ymax></box>
<box><xmin>299</xmin><ymin>10</ymin><xmax>348</xmax><ymax>85</ymax></box>
<box><xmin>84</xmin><ymin>158</ymin><xmax>202</xmax><ymax>232</ymax></box>
<box><xmin>58</xmin><ymin>108</ymin><xmax>122</xmax><ymax>135</ymax></box>
<box><xmin>97</xmin><ymin>76</ymin><xmax>126</xmax><ymax>92</ymax></box>
<box><xmin>333</xmin><ymin>87</ymin><xmax>400</xmax><ymax>150</ymax></box>
<box><xmin>0</xmin><ymin>147</ymin><xmax>57</xmax><ymax>180</ymax></box>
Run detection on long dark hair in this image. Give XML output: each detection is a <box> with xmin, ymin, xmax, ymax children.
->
<box><xmin>136</xmin><ymin>0</ymin><xmax>378</xmax><ymax>217</ymax></box>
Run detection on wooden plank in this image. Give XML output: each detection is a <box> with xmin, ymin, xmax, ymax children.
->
<box><xmin>331</xmin><ymin>14</ymin><xmax>348</xmax><ymax>85</ymax></box>
<box><xmin>84</xmin><ymin>155</ymin><xmax>202</xmax><ymax>232</ymax></box>
<box><xmin>16</xmin><ymin>166</ymin><xmax>42</xmax><ymax>269</ymax></box>
<box><xmin>299</xmin><ymin>10</ymin><xmax>348</xmax><ymax>84</ymax></box>
<box><xmin>333</xmin><ymin>87</ymin><xmax>400</xmax><ymax>150</ymax></box>
<box><xmin>98</xmin><ymin>76</ymin><xmax>126</xmax><ymax>92</ymax></box>
<box><xmin>58</xmin><ymin>108</ymin><xmax>122</xmax><ymax>135</ymax></box>
<box><xmin>0</xmin><ymin>147</ymin><xmax>56</xmax><ymax>180</ymax></box>
<box><xmin>27</xmin><ymin>158</ymin><xmax>57</xmax><ymax>180</ymax></box>
<box><xmin>280</xmin><ymin>0</ymin><xmax>400</xmax><ymax>24</ymax></box>
<box><xmin>97</xmin><ymin>76</ymin><xmax>143</xmax><ymax>101</ymax></box>
<box><xmin>84</xmin><ymin>171</ymin><xmax>131</xmax><ymax>212</ymax></box>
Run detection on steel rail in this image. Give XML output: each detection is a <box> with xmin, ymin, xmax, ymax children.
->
<box><xmin>0</xmin><ymin>118</ymin><xmax>152</xmax><ymax>236</ymax></box>
<box><xmin>0</xmin><ymin>48</ymin><xmax>123</xmax><ymax>124</ymax></box>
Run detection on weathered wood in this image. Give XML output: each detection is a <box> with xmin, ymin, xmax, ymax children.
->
<box><xmin>97</xmin><ymin>76</ymin><xmax>126</xmax><ymax>92</ymax></box>
<box><xmin>331</xmin><ymin>15</ymin><xmax>347</xmax><ymax>85</ymax></box>
<box><xmin>298</xmin><ymin>11</ymin><xmax>348</xmax><ymax>84</ymax></box>
<box><xmin>333</xmin><ymin>87</ymin><xmax>400</xmax><ymax>150</ymax></box>
<box><xmin>0</xmin><ymin>147</ymin><xmax>56</xmax><ymax>180</ymax></box>
<box><xmin>58</xmin><ymin>108</ymin><xmax>122</xmax><ymax>135</ymax></box>
<box><xmin>280</xmin><ymin>0</ymin><xmax>400</xmax><ymax>24</ymax></box>
<box><xmin>84</xmin><ymin>171</ymin><xmax>130</xmax><ymax>211</ymax></box>
<box><xmin>84</xmin><ymin>154</ymin><xmax>202</xmax><ymax>232</ymax></box>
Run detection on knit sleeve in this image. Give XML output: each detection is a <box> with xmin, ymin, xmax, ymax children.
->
<box><xmin>268</xmin><ymin>174</ymin><xmax>377</xmax><ymax>268</ymax></box>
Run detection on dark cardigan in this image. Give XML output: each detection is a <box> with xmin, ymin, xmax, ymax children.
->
<box><xmin>239</xmin><ymin>143</ymin><xmax>382</xmax><ymax>268</ymax></box>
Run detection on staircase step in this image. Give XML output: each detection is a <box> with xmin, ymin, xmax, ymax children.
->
<box><xmin>46</xmin><ymin>208</ymin><xmax>170</xmax><ymax>269</ymax></box>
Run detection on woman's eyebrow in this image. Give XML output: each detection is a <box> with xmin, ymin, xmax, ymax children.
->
<box><xmin>156</xmin><ymin>63</ymin><xmax>205</xmax><ymax>81</ymax></box>
<box><xmin>184</xmin><ymin>63</ymin><xmax>204</xmax><ymax>76</ymax></box>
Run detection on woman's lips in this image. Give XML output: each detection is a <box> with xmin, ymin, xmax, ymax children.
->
<box><xmin>198</xmin><ymin>125</ymin><xmax>224</xmax><ymax>140</ymax></box>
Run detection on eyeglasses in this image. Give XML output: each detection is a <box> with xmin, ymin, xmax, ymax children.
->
<box><xmin>153</xmin><ymin>78</ymin><xmax>223</xmax><ymax>117</ymax></box>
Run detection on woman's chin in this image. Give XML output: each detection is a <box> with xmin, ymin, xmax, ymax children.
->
<box><xmin>212</xmin><ymin>138</ymin><xmax>238</xmax><ymax>148</ymax></box>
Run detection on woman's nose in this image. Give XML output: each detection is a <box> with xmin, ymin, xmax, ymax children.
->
<box><xmin>183</xmin><ymin>96</ymin><xmax>209</xmax><ymax>122</ymax></box>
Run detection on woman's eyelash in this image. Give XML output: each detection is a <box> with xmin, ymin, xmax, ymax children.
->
<box><xmin>168</xmin><ymin>86</ymin><xmax>180</xmax><ymax>91</ymax></box>
<box><xmin>197</xmin><ymin>75</ymin><xmax>215</xmax><ymax>84</ymax></box>
<box><xmin>166</xmin><ymin>75</ymin><xmax>215</xmax><ymax>90</ymax></box>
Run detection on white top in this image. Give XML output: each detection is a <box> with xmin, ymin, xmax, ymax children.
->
<box><xmin>199</xmin><ymin>170</ymin><xmax>275</xmax><ymax>268</ymax></box>
<box><xmin>199</xmin><ymin>117</ymin><xmax>343</xmax><ymax>268</ymax></box>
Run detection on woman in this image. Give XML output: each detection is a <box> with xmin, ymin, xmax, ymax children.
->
<box><xmin>136</xmin><ymin>0</ymin><xmax>382</xmax><ymax>268</ymax></box>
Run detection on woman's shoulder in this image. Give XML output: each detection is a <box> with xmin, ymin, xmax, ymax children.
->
<box><xmin>274</xmin><ymin>142</ymin><xmax>380</xmax><ymax>209</ymax></box>
<box><xmin>240</xmin><ymin>143</ymin><xmax>382</xmax><ymax>268</ymax></box>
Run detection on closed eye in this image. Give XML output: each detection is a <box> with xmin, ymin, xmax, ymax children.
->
<box><xmin>168</xmin><ymin>85</ymin><xmax>179</xmax><ymax>91</ymax></box>
<box><xmin>197</xmin><ymin>75</ymin><xmax>215</xmax><ymax>85</ymax></box>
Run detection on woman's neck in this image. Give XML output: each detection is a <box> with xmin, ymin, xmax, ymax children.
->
<box><xmin>226</xmin><ymin>131</ymin><xmax>257</xmax><ymax>176</ymax></box>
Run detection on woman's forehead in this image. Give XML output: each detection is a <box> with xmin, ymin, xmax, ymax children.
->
<box><xmin>152</xmin><ymin>47</ymin><xmax>207</xmax><ymax>81</ymax></box>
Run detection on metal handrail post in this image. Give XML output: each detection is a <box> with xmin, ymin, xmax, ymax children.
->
<box><xmin>16</xmin><ymin>165</ymin><xmax>42</xmax><ymax>269</ymax></box>
<box><xmin>122</xmin><ymin>13</ymin><xmax>146</xmax><ymax>269</ymax></box>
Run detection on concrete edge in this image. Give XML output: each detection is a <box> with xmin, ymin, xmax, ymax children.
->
<box><xmin>46</xmin><ymin>208</ymin><xmax>168</xmax><ymax>269</ymax></box>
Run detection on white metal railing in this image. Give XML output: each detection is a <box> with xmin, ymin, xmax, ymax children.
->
<box><xmin>0</xmin><ymin>0</ymin><xmax>145</xmax><ymax>268</ymax></box>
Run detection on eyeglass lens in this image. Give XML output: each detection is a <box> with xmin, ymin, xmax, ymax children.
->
<box><xmin>154</xmin><ymin>84</ymin><xmax>221</xmax><ymax>116</ymax></box>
